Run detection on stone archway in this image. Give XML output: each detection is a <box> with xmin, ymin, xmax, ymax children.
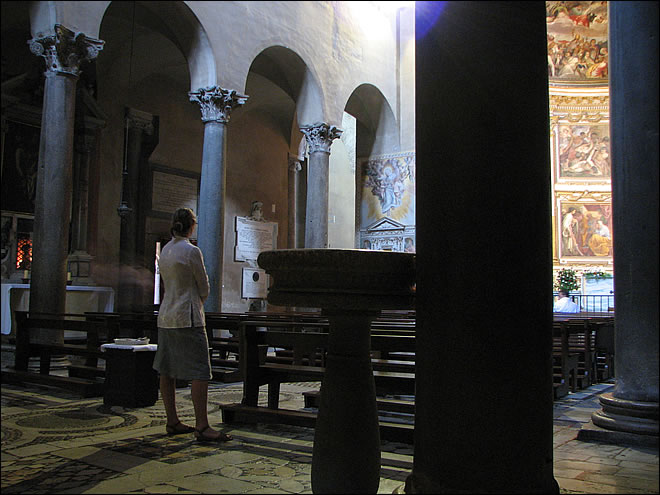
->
<box><xmin>96</xmin><ymin>1</ymin><xmax>217</xmax><ymax>311</ymax></box>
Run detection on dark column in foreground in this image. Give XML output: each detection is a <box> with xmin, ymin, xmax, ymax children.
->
<box><xmin>589</xmin><ymin>1</ymin><xmax>659</xmax><ymax>440</ymax></box>
<box><xmin>410</xmin><ymin>2</ymin><xmax>557</xmax><ymax>493</ymax></box>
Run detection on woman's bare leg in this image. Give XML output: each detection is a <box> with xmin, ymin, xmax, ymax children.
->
<box><xmin>160</xmin><ymin>375</ymin><xmax>192</xmax><ymax>430</ymax></box>
<box><xmin>191</xmin><ymin>379</ymin><xmax>231</xmax><ymax>440</ymax></box>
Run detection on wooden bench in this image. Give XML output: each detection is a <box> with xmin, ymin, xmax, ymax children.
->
<box><xmin>219</xmin><ymin>320</ymin><xmax>416</xmax><ymax>442</ymax></box>
<box><xmin>85</xmin><ymin>311</ymin><xmax>159</xmax><ymax>342</ymax></box>
<box><xmin>593</xmin><ymin>320</ymin><xmax>614</xmax><ymax>382</ymax></box>
<box><xmin>552</xmin><ymin>321</ymin><xmax>579</xmax><ymax>398</ymax></box>
<box><xmin>2</xmin><ymin>311</ymin><xmax>120</xmax><ymax>397</ymax></box>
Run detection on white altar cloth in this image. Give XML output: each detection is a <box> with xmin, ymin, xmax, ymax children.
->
<box><xmin>1</xmin><ymin>284</ymin><xmax>115</xmax><ymax>335</ymax></box>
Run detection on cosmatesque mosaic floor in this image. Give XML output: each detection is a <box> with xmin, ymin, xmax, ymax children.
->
<box><xmin>1</xmin><ymin>377</ymin><xmax>658</xmax><ymax>494</ymax></box>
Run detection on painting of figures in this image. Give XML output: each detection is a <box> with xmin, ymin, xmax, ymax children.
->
<box><xmin>558</xmin><ymin>201</ymin><xmax>613</xmax><ymax>258</ymax></box>
<box><xmin>360</xmin><ymin>154</ymin><xmax>415</xmax><ymax>227</ymax></box>
<box><xmin>557</xmin><ymin>123</ymin><xmax>610</xmax><ymax>179</ymax></box>
<box><xmin>1</xmin><ymin>120</ymin><xmax>40</xmax><ymax>214</ymax></box>
<box><xmin>546</xmin><ymin>1</ymin><xmax>608</xmax><ymax>82</ymax></box>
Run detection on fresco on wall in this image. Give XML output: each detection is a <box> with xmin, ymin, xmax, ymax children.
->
<box><xmin>1</xmin><ymin>120</ymin><xmax>40</xmax><ymax>214</ymax></box>
<box><xmin>546</xmin><ymin>1</ymin><xmax>608</xmax><ymax>82</ymax></box>
<box><xmin>558</xmin><ymin>201</ymin><xmax>612</xmax><ymax>258</ymax></box>
<box><xmin>557</xmin><ymin>123</ymin><xmax>610</xmax><ymax>178</ymax></box>
<box><xmin>361</xmin><ymin>153</ymin><xmax>415</xmax><ymax>227</ymax></box>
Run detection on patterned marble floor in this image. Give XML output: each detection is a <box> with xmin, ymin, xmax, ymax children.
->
<box><xmin>1</xmin><ymin>378</ymin><xmax>658</xmax><ymax>494</ymax></box>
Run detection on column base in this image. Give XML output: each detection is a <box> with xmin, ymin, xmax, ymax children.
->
<box><xmin>578</xmin><ymin>421</ymin><xmax>659</xmax><ymax>448</ymax></box>
<box><xmin>585</xmin><ymin>392</ymin><xmax>658</xmax><ymax>445</ymax></box>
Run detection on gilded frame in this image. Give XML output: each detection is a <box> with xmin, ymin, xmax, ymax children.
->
<box><xmin>555</xmin><ymin>196</ymin><xmax>613</xmax><ymax>262</ymax></box>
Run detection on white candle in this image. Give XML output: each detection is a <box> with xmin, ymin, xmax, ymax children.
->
<box><xmin>154</xmin><ymin>242</ymin><xmax>161</xmax><ymax>305</ymax></box>
<box><xmin>67</xmin><ymin>272</ymin><xmax>72</xmax><ymax>282</ymax></box>
<box><xmin>23</xmin><ymin>270</ymin><xmax>29</xmax><ymax>279</ymax></box>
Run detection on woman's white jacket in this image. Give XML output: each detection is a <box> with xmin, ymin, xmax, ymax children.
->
<box><xmin>157</xmin><ymin>236</ymin><xmax>210</xmax><ymax>328</ymax></box>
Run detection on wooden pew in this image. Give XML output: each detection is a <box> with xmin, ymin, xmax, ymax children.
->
<box><xmin>219</xmin><ymin>320</ymin><xmax>416</xmax><ymax>443</ymax></box>
<box><xmin>2</xmin><ymin>311</ymin><xmax>120</xmax><ymax>397</ymax></box>
<box><xmin>552</xmin><ymin>321</ymin><xmax>579</xmax><ymax>398</ymax></box>
<box><xmin>552</xmin><ymin>314</ymin><xmax>615</xmax><ymax>392</ymax></box>
<box><xmin>593</xmin><ymin>320</ymin><xmax>614</xmax><ymax>382</ymax></box>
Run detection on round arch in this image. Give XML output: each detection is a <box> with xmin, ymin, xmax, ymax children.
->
<box><xmin>245</xmin><ymin>45</ymin><xmax>325</xmax><ymax>131</ymax></box>
<box><xmin>345</xmin><ymin>83</ymin><xmax>400</xmax><ymax>157</ymax></box>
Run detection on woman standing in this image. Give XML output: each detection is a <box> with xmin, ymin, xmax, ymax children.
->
<box><xmin>153</xmin><ymin>207</ymin><xmax>232</xmax><ymax>442</ymax></box>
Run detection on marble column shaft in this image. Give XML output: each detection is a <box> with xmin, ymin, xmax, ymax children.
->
<box><xmin>189</xmin><ymin>87</ymin><xmax>247</xmax><ymax>312</ymax></box>
<box><xmin>411</xmin><ymin>2</ymin><xmax>557</xmax><ymax>492</ymax></box>
<box><xmin>300</xmin><ymin>123</ymin><xmax>342</xmax><ymax>248</ymax></box>
<box><xmin>287</xmin><ymin>154</ymin><xmax>302</xmax><ymax>248</ymax></box>
<box><xmin>591</xmin><ymin>1</ymin><xmax>658</xmax><ymax>436</ymax></box>
<box><xmin>27</xmin><ymin>25</ymin><xmax>103</xmax><ymax>343</ymax></box>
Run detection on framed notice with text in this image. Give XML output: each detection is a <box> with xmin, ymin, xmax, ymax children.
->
<box><xmin>234</xmin><ymin>217</ymin><xmax>278</xmax><ymax>262</ymax></box>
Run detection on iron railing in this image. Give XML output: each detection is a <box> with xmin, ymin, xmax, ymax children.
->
<box><xmin>554</xmin><ymin>293</ymin><xmax>615</xmax><ymax>313</ymax></box>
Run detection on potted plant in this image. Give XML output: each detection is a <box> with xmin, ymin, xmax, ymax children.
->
<box><xmin>554</xmin><ymin>267</ymin><xmax>580</xmax><ymax>292</ymax></box>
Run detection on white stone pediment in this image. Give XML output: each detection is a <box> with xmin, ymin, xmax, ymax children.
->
<box><xmin>365</xmin><ymin>217</ymin><xmax>406</xmax><ymax>233</ymax></box>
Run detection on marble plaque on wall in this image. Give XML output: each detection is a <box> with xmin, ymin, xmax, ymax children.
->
<box><xmin>152</xmin><ymin>170</ymin><xmax>198</xmax><ymax>215</ymax></box>
<box><xmin>234</xmin><ymin>217</ymin><xmax>278</xmax><ymax>261</ymax></box>
<box><xmin>241</xmin><ymin>267</ymin><xmax>268</xmax><ymax>298</ymax></box>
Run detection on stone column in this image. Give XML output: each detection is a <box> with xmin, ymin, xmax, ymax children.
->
<box><xmin>287</xmin><ymin>153</ymin><xmax>302</xmax><ymax>248</ymax></box>
<box><xmin>67</xmin><ymin>132</ymin><xmax>95</xmax><ymax>285</ymax></box>
<box><xmin>189</xmin><ymin>87</ymin><xmax>247</xmax><ymax>312</ymax></box>
<box><xmin>409</xmin><ymin>2</ymin><xmax>557</xmax><ymax>493</ymax></box>
<box><xmin>588</xmin><ymin>1</ymin><xmax>659</xmax><ymax>441</ymax></box>
<box><xmin>300</xmin><ymin>123</ymin><xmax>342</xmax><ymax>248</ymax></box>
<box><xmin>117</xmin><ymin>108</ymin><xmax>155</xmax><ymax>312</ymax></box>
<box><xmin>27</xmin><ymin>25</ymin><xmax>103</xmax><ymax>343</ymax></box>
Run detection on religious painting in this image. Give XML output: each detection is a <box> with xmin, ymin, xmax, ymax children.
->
<box><xmin>557</xmin><ymin>200</ymin><xmax>612</xmax><ymax>259</ymax></box>
<box><xmin>556</xmin><ymin>123</ymin><xmax>610</xmax><ymax>179</ymax></box>
<box><xmin>546</xmin><ymin>1</ymin><xmax>609</xmax><ymax>83</ymax></box>
<box><xmin>360</xmin><ymin>153</ymin><xmax>415</xmax><ymax>229</ymax></box>
<box><xmin>1</xmin><ymin>120</ymin><xmax>40</xmax><ymax>214</ymax></box>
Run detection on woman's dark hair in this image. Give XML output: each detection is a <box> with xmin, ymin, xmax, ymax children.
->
<box><xmin>170</xmin><ymin>208</ymin><xmax>196</xmax><ymax>237</ymax></box>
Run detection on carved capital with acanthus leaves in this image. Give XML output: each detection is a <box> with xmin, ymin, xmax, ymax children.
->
<box><xmin>300</xmin><ymin>123</ymin><xmax>343</xmax><ymax>154</ymax></box>
<box><xmin>188</xmin><ymin>86</ymin><xmax>248</xmax><ymax>123</ymax></box>
<box><xmin>28</xmin><ymin>24</ymin><xmax>104</xmax><ymax>77</ymax></box>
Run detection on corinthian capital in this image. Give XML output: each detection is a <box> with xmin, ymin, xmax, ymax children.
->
<box><xmin>28</xmin><ymin>24</ymin><xmax>104</xmax><ymax>77</ymax></box>
<box><xmin>188</xmin><ymin>86</ymin><xmax>248</xmax><ymax>123</ymax></box>
<box><xmin>300</xmin><ymin>123</ymin><xmax>343</xmax><ymax>154</ymax></box>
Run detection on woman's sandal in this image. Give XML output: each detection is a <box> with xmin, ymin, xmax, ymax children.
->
<box><xmin>166</xmin><ymin>420</ymin><xmax>195</xmax><ymax>436</ymax></box>
<box><xmin>194</xmin><ymin>425</ymin><xmax>233</xmax><ymax>443</ymax></box>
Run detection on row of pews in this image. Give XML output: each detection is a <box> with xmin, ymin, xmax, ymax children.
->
<box><xmin>552</xmin><ymin>312</ymin><xmax>615</xmax><ymax>399</ymax></box>
<box><xmin>2</xmin><ymin>308</ymin><xmax>614</xmax><ymax>441</ymax></box>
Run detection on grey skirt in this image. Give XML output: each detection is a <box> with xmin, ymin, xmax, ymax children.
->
<box><xmin>152</xmin><ymin>326</ymin><xmax>212</xmax><ymax>381</ymax></box>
